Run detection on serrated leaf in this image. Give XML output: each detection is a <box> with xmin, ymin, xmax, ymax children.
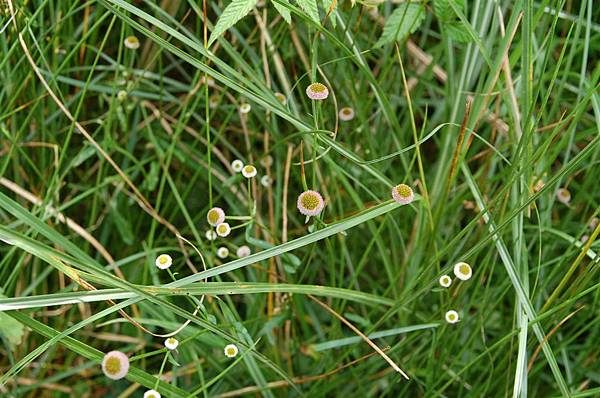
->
<box><xmin>433</xmin><ymin>0</ymin><xmax>452</xmax><ymax>20</ymax></box>
<box><xmin>272</xmin><ymin>0</ymin><xmax>292</xmax><ymax>24</ymax></box>
<box><xmin>296</xmin><ymin>0</ymin><xmax>320</xmax><ymax>25</ymax></box>
<box><xmin>375</xmin><ymin>3</ymin><xmax>425</xmax><ymax>47</ymax></box>
<box><xmin>446</xmin><ymin>22</ymin><xmax>473</xmax><ymax>43</ymax></box>
<box><xmin>208</xmin><ymin>0</ymin><xmax>258</xmax><ymax>47</ymax></box>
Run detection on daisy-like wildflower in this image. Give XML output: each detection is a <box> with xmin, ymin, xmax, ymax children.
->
<box><xmin>164</xmin><ymin>337</ymin><xmax>179</xmax><ymax>350</ymax></box>
<box><xmin>224</xmin><ymin>344</ymin><xmax>239</xmax><ymax>358</ymax></box>
<box><xmin>589</xmin><ymin>217</ymin><xmax>598</xmax><ymax>231</ymax></box>
<box><xmin>217</xmin><ymin>246</ymin><xmax>229</xmax><ymax>259</ymax></box>
<box><xmin>260</xmin><ymin>175</ymin><xmax>273</xmax><ymax>187</ymax></box>
<box><xmin>445</xmin><ymin>310</ymin><xmax>460</xmax><ymax>324</ymax></box>
<box><xmin>216</xmin><ymin>222</ymin><xmax>231</xmax><ymax>237</ymax></box>
<box><xmin>231</xmin><ymin>159</ymin><xmax>244</xmax><ymax>173</ymax></box>
<box><xmin>117</xmin><ymin>90</ymin><xmax>128</xmax><ymax>102</ymax></box>
<box><xmin>439</xmin><ymin>275</ymin><xmax>452</xmax><ymax>288</ymax></box>
<box><xmin>242</xmin><ymin>165</ymin><xmax>257</xmax><ymax>178</ymax></box>
<box><xmin>391</xmin><ymin>183</ymin><xmax>414</xmax><ymax>205</ymax></box>
<box><xmin>207</xmin><ymin>207</ymin><xmax>226</xmax><ymax>227</ymax></box>
<box><xmin>205</xmin><ymin>229</ymin><xmax>217</xmax><ymax>241</ymax></box>
<box><xmin>305</xmin><ymin>82</ymin><xmax>329</xmax><ymax>101</ymax></box>
<box><xmin>274</xmin><ymin>92</ymin><xmax>287</xmax><ymax>105</ymax></box>
<box><xmin>155</xmin><ymin>254</ymin><xmax>172</xmax><ymax>270</ymax></box>
<box><xmin>556</xmin><ymin>188</ymin><xmax>571</xmax><ymax>205</ymax></box>
<box><xmin>297</xmin><ymin>190</ymin><xmax>325</xmax><ymax>217</ymax></box>
<box><xmin>101</xmin><ymin>351</ymin><xmax>129</xmax><ymax>380</ymax></box>
<box><xmin>144</xmin><ymin>390</ymin><xmax>161</xmax><ymax>398</ymax></box>
<box><xmin>123</xmin><ymin>35</ymin><xmax>140</xmax><ymax>50</ymax></box>
<box><xmin>260</xmin><ymin>155</ymin><xmax>273</xmax><ymax>168</ymax></box>
<box><xmin>239</xmin><ymin>103</ymin><xmax>251</xmax><ymax>114</ymax></box>
<box><xmin>339</xmin><ymin>107</ymin><xmax>355</xmax><ymax>121</ymax></box>
<box><xmin>453</xmin><ymin>262</ymin><xmax>472</xmax><ymax>281</ymax></box>
<box><xmin>236</xmin><ymin>245</ymin><xmax>251</xmax><ymax>258</ymax></box>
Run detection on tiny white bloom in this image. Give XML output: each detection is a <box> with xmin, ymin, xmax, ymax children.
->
<box><xmin>155</xmin><ymin>254</ymin><xmax>172</xmax><ymax>270</ymax></box>
<box><xmin>231</xmin><ymin>159</ymin><xmax>244</xmax><ymax>173</ymax></box>
<box><xmin>217</xmin><ymin>246</ymin><xmax>229</xmax><ymax>259</ymax></box>
<box><xmin>205</xmin><ymin>230</ymin><xmax>217</xmax><ymax>241</ymax></box>
<box><xmin>144</xmin><ymin>390</ymin><xmax>161</xmax><ymax>398</ymax></box>
<box><xmin>236</xmin><ymin>245</ymin><xmax>251</xmax><ymax>257</ymax></box>
<box><xmin>339</xmin><ymin>107</ymin><xmax>355</xmax><ymax>121</ymax></box>
<box><xmin>216</xmin><ymin>222</ymin><xmax>231</xmax><ymax>237</ymax></box>
<box><xmin>260</xmin><ymin>175</ymin><xmax>273</xmax><ymax>187</ymax></box>
<box><xmin>239</xmin><ymin>103</ymin><xmax>251</xmax><ymax>114</ymax></box>
<box><xmin>102</xmin><ymin>351</ymin><xmax>129</xmax><ymax>380</ymax></box>
<box><xmin>445</xmin><ymin>310</ymin><xmax>460</xmax><ymax>324</ymax></box>
<box><xmin>242</xmin><ymin>165</ymin><xmax>257</xmax><ymax>178</ymax></box>
<box><xmin>224</xmin><ymin>344</ymin><xmax>238</xmax><ymax>358</ymax></box>
<box><xmin>556</xmin><ymin>188</ymin><xmax>571</xmax><ymax>205</ymax></box>
<box><xmin>439</xmin><ymin>275</ymin><xmax>452</xmax><ymax>288</ymax></box>
<box><xmin>117</xmin><ymin>90</ymin><xmax>128</xmax><ymax>102</ymax></box>
<box><xmin>123</xmin><ymin>35</ymin><xmax>140</xmax><ymax>50</ymax></box>
<box><xmin>207</xmin><ymin>207</ymin><xmax>225</xmax><ymax>226</ymax></box>
<box><xmin>453</xmin><ymin>262</ymin><xmax>472</xmax><ymax>281</ymax></box>
<box><xmin>164</xmin><ymin>337</ymin><xmax>179</xmax><ymax>350</ymax></box>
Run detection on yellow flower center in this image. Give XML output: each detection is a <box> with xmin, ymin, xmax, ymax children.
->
<box><xmin>395</xmin><ymin>184</ymin><xmax>412</xmax><ymax>198</ymax></box>
<box><xmin>158</xmin><ymin>255</ymin><xmax>168</xmax><ymax>265</ymax></box>
<box><xmin>167</xmin><ymin>338</ymin><xmax>176</xmax><ymax>345</ymax></box>
<box><xmin>301</xmin><ymin>193</ymin><xmax>320</xmax><ymax>210</ymax></box>
<box><xmin>207</xmin><ymin>210</ymin><xmax>220</xmax><ymax>224</ymax></box>
<box><xmin>448</xmin><ymin>313</ymin><xmax>456</xmax><ymax>321</ymax></box>
<box><xmin>309</xmin><ymin>83</ymin><xmax>326</xmax><ymax>93</ymax></box>
<box><xmin>217</xmin><ymin>224</ymin><xmax>228</xmax><ymax>234</ymax></box>
<box><xmin>105</xmin><ymin>356</ymin><xmax>121</xmax><ymax>375</ymax></box>
<box><xmin>459</xmin><ymin>264</ymin><xmax>470</xmax><ymax>275</ymax></box>
<box><xmin>243</xmin><ymin>166</ymin><xmax>254</xmax><ymax>174</ymax></box>
<box><xmin>342</xmin><ymin>108</ymin><xmax>351</xmax><ymax>115</ymax></box>
<box><xmin>226</xmin><ymin>347</ymin><xmax>236</xmax><ymax>356</ymax></box>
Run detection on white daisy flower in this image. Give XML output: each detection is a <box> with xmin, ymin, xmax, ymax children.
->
<box><xmin>101</xmin><ymin>351</ymin><xmax>129</xmax><ymax>380</ymax></box>
<box><xmin>556</xmin><ymin>188</ymin><xmax>571</xmax><ymax>205</ymax></box>
<box><xmin>236</xmin><ymin>245</ymin><xmax>251</xmax><ymax>258</ymax></box>
<box><xmin>445</xmin><ymin>310</ymin><xmax>460</xmax><ymax>324</ymax></box>
<box><xmin>239</xmin><ymin>103</ymin><xmax>251</xmax><ymax>114</ymax></box>
<box><xmin>305</xmin><ymin>82</ymin><xmax>329</xmax><ymax>100</ymax></box>
<box><xmin>231</xmin><ymin>159</ymin><xmax>244</xmax><ymax>173</ymax></box>
<box><xmin>144</xmin><ymin>390</ymin><xmax>161</xmax><ymax>398</ymax></box>
<box><xmin>439</xmin><ymin>275</ymin><xmax>452</xmax><ymax>288</ymax></box>
<box><xmin>297</xmin><ymin>190</ymin><xmax>325</xmax><ymax>217</ymax></box>
<box><xmin>242</xmin><ymin>165</ymin><xmax>257</xmax><ymax>178</ymax></box>
<box><xmin>123</xmin><ymin>35</ymin><xmax>140</xmax><ymax>50</ymax></box>
<box><xmin>216</xmin><ymin>222</ymin><xmax>231</xmax><ymax>237</ymax></box>
<box><xmin>217</xmin><ymin>246</ymin><xmax>229</xmax><ymax>259</ymax></box>
<box><xmin>224</xmin><ymin>344</ymin><xmax>238</xmax><ymax>358</ymax></box>
<box><xmin>453</xmin><ymin>262</ymin><xmax>472</xmax><ymax>281</ymax></box>
<box><xmin>391</xmin><ymin>184</ymin><xmax>414</xmax><ymax>205</ymax></box>
<box><xmin>207</xmin><ymin>207</ymin><xmax>226</xmax><ymax>226</ymax></box>
<box><xmin>164</xmin><ymin>337</ymin><xmax>179</xmax><ymax>350</ymax></box>
<box><xmin>155</xmin><ymin>254</ymin><xmax>172</xmax><ymax>270</ymax></box>
<box><xmin>260</xmin><ymin>175</ymin><xmax>273</xmax><ymax>187</ymax></box>
<box><xmin>339</xmin><ymin>107</ymin><xmax>355</xmax><ymax>121</ymax></box>
<box><xmin>205</xmin><ymin>229</ymin><xmax>217</xmax><ymax>241</ymax></box>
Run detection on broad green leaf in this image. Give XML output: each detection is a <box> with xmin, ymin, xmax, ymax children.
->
<box><xmin>446</xmin><ymin>22</ymin><xmax>473</xmax><ymax>43</ymax></box>
<box><xmin>272</xmin><ymin>0</ymin><xmax>292</xmax><ymax>24</ymax></box>
<box><xmin>0</xmin><ymin>294</ymin><xmax>24</xmax><ymax>350</ymax></box>
<box><xmin>375</xmin><ymin>3</ymin><xmax>425</xmax><ymax>47</ymax></box>
<box><xmin>208</xmin><ymin>0</ymin><xmax>258</xmax><ymax>47</ymax></box>
<box><xmin>296</xmin><ymin>0</ymin><xmax>320</xmax><ymax>25</ymax></box>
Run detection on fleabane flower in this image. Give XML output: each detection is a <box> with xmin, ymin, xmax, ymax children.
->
<box><xmin>339</xmin><ymin>107</ymin><xmax>355</xmax><ymax>121</ymax></box>
<box><xmin>155</xmin><ymin>254</ymin><xmax>172</xmax><ymax>270</ymax></box>
<box><xmin>144</xmin><ymin>390</ymin><xmax>161</xmax><ymax>398</ymax></box>
<box><xmin>205</xmin><ymin>230</ymin><xmax>217</xmax><ymax>241</ymax></box>
<box><xmin>445</xmin><ymin>310</ymin><xmax>460</xmax><ymax>324</ymax></box>
<box><xmin>123</xmin><ymin>35</ymin><xmax>140</xmax><ymax>50</ymax></box>
<box><xmin>556</xmin><ymin>188</ymin><xmax>571</xmax><ymax>204</ymax></box>
<box><xmin>242</xmin><ymin>165</ymin><xmax>257</xmax><ymax>178</ymax></box>
<box><xmin>217</xmin><ymin>246</ymin><xmax>229</xmax><ymax>259</ymax></box>
<box><xmin>207</xmin><ymin>207</ymin><xmax>225</xmax><ymax>226</ymax></box>
<box><xmin>231</xmin><ymin>159</ymin><xmax>244</xmax><ymax>173</ymax></box>
<box><xmin>102</xmin><ymin>351</ymin><xmax>129</xmax><ymax>380</ymax></box>
<box><xmin>224</xmin><ymin>344</ymin><xmax>239</xmax><ymax>358</ymax></box>
<box><xmin>453</xmin><ymin>262</ymin><xmax>472</xmax><ymax>281</ymax></box>
<box><xmin>216</xmin><ymin>222</ymin><xmax>231</xmax><ymax>237</ymax></box>
<box><xmin>164</xmin><ymin>337</ymin><xmax>179</xmax><ymax>350</ymax></box>
<box><xmin>306</xmin><ymin>82</ymin><xmax>329</xmax><ymax>100</ymax></box>
<box><xmin>236</xmin><ymin>245</ymin><xmax>251</xmax><ymax>258</ymax></box>
<box><xmin>260</xmin><ymin>175</ymin><xmax>273</xmax><ymax>187</ymax></box>
<box><xmin>439</xmin><ymin>275</ymin><xmax>452</xmax><ymax>288</ymax></box>
<box><xmin>239</xmin><ymin>103</ymin><xmax>251</xmax><ymax>114</ymax></box>
<box><xmin>274</xmin><ymin>92</ymin><xmax>287</xmax><ymax>105</ymax></box>
<box><xmin>297</xmin><ymin>190</ymin><xmax>325</xmax><ymax>217</ymax></box>
<box><xmin>391</xmin><ymin>184</ymin><xmax>414</xmax><ymax>205</ymax></box>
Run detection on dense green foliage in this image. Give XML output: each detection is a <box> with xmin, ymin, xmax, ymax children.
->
<box><xmin>0</xmin><ymin>0</ymin><xmax>599</xmax><ymax>397</ymax></box>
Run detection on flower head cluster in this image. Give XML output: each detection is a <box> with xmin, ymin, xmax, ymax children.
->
<box><xmin>239</xmin><ymin>103</ymin><xmax>251</xmax><ymax>114</ymax></box>
<box><xmin>124</xmin><ymin>36</ymin><xmax>140</xmax><ymax>50</ymax></box>
<box><xmin>164</xmin><ymin>337</ymin><xmax>179</xmax><ymax>350</ymax></box>
<box><xmin>144</xmin><ymin>390</ymin><xmax>161</xmax><ymax>398</ymax></box>
<box><xmin>155</xmin><ymin>254</ymin><xmax>172</xmax><ymax>270</ymax></box>
<box><xmin>236</xmin><ymin>245</ymin><xmax>251</xmax><ymax>258</ymax></box>
<box><xmin>207</xmin><ymin>207</ymin><xmax>225</xmax><ymax>226</ymax></box>
<box><xmin>205</xmin><ymin>230</ymin><xmax>217</xmax><ymax>241</ymax></box>
<box><xmin>306</xmin><ymin>82</ymin><xmax>329</xmax><ymax>100</ymax></box>
<box><xmin>217</xmin><ymin>246</ymin><xmax>229</xmax><ymax>259</ymax></box>
<box><xmin>439</xmin><ymin>275</ymin><xmax>452</xmax><ymax>288</ymax></box>
<box><xmin>556</xmin><ymin>187</ymin><xmax>571</xmax><ymax>205</ymax></box>
<box><xmin>453</xmin><ymin>262</ymin><xmax>472</xmax><ymax>281</ymax></box>
<box><xmin>242</xmin><ymin>165</ymin><xmax>257</xmax><ymax>178</ymax></box>
<box><xmin>216</xmin><ymin>222</ymin><xmax>231</xmax><ymax>237</ymax></box>
<box><xmin>297</xmin><ymin>190</ymin><xmax>325</xmax><ymax>217</ymax></box>
<box><xmin>445</xmin><ymin>310</ymin><xmax>459</xmax><ymax>324</ymax></box>
<box><xmin>391</xmin><ymin>184</ymin><xmax>414</xmax><ymax>205</ymax></box>
<box><xmin>339</xmin><ymin>107</ymin><xmax>355</xmax><ymax>121</ymax></box>
<box><xmin>224</xmin><ymin>344</ymin><xmax>239</xmax><ymax>358</ymax></box>
<box><xmin>231</xmin><ymin>159</ymin><xmax>244</xmax><ymax>173</ymax></box>
<box><xmin>102</xmin><ymin>351</ymin><xmax>129</xmax><ymax>380</ymax></box>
